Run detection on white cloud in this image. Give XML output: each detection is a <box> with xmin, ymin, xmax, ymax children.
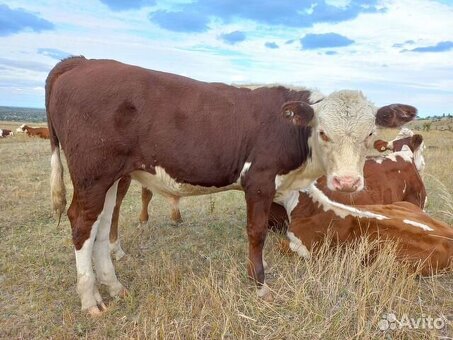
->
<box><xmin>0</xmin><ymin>0</ymin><xmax>452</xmax><ymax>115</ymax></box>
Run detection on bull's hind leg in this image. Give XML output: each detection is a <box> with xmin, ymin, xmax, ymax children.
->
<box><xmin>169</xmin><ymin>196</ymin><xmax>182</xmax><ymax>224</ymax></box>
<box><xmin>93</xmin><ymin>180</ymin><xmax>126</xmax><ymax>299</ymax></box>
<box><xmin>68</xmin><ymin>189</ymin><xmax>109</xmax><ymax>315</ymax></box>
<box><xmin>139</xmin><ymin>187</ymin><xmax>153</xmax><ymax>225</ymax></box>
<box><xmin>109</xmin><ymin>176</ymin><xmax>131</xmax><ymax>260</ymax></box>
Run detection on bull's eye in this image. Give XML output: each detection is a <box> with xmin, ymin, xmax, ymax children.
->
<box><xmin>319</xmin><ymin>130</ymin><xmax>331</xmax><ymax>142</ymax></box>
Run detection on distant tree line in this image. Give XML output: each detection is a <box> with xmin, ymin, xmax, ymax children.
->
<box><xmin>0</xmin><ymin>106</ymin><xmax>46</xmax><ymax>122</ymax></box>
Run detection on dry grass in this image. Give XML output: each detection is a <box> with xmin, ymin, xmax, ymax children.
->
<box><xmin>0</xmin><ymin>123</ymin><xmax>452</xmax><ymax>339</ymax></box>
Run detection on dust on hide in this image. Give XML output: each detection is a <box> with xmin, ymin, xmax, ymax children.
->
<box><xmin>46</xmin><ymin>56</ymin><xmax>416</xmax><ymax>314</ymax></box>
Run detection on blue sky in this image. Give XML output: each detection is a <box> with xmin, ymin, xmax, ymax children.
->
<box><xmin>1</xmin><ymin>0</ymin><xmax>453</xmax><ymax>116</ymax></box>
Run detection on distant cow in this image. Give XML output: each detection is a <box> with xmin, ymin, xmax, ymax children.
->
<box><xmin>374</xmin><ymin>127</ymin><xmax>425</xmax><ymax>175</ymax></box>
<box><xmin>16</xmin><ymin>124</ymin><xmax>50</xmax><ymax>139</ymax></box>
<box><xmin>269</xmin><ymin>131</ymin><xmax>427</xmax><ymax>230</ymax></box>
<box><xmin>46</xmin><ymin>56</ymin><xmax>415</xmax><ymax>315</ymax></box>
<box><xmin>0</xmin><ymin>129</ymin><xmax>13</xmax><ymax>137</ymax></box>
<box><xmin>286</xmin><ymin>184</ymin><xmax>452</xmax><ymax>275</ymax></box>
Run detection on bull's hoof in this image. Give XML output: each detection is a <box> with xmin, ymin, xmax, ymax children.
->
<box><xmin>139</xmin><ymin>220</ymin><xmax>150</xmax><ymax>227</ymax></box>
<box><xmin>113</xmin><ymin>248</ymin><xmax>126</xmax><ymax>261</ymax></box>
<box><xmin>257</xmin><ymin>284</ymin><xmax>273</xmax><ymax>302</ymax></box>
<box><xmin>117</xmin><ymin>287</ymin><xmax>129</xmax><ymax>298</ymax></box>
<box><xmin>87</xmin><ymin>304</ymin><xmax>106</xmax><ymax>316</ymax></box>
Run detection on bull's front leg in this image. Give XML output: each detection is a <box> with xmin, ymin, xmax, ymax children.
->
<box><xmin>243</xmin><ymin>172</ymin><xmax>275</xmax><ymax>301</ymax></box>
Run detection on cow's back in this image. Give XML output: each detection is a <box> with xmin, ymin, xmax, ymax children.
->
<box><xmin>48</xmin><ymin>58</ymin><xmax>310</xmax><ymax>189</ymax></box>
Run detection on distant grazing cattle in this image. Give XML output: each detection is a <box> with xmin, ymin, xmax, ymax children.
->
<box><xmin>0</xmin><ymin>129</ymin><xmax>13</xmax><ymax>137</ymax></box>
<box><xmin>285</xmin><ymin>184</ymin><xmax>452</xmax><ymax>275</ymax></box>
<box><xmin>46</xmin><ymin>56</ymin><xmax>415</xmax><ymax>315</ymax></box>
<box><xmin>16</xmin><ymin>124</ymin><xmax>50</xmax><ymax>139</ymax></box>
<box><xmin>269</xmin><ymin>131</ymin><xmax>427</xmax><ymax>230</ymax></box>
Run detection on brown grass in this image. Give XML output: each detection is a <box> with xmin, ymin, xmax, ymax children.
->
<box><xmin>0</xmin><ymin>123</ymin><xmax>452</xmax><ymax>338</ymax></box>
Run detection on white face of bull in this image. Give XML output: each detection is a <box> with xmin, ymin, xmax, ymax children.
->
<box><xmin>311</xmin><ymin>91</ymin><xmax>375</xmax><ymax>192</ymax></box>
<box><xmin>308</xmin><ymin>90</ymin><xmax>416</xmax><ymax>192</ymax></box>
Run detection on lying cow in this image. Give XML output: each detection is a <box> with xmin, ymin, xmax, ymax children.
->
<box><xmin>286</xmin><ymin>184</ymin><xmax>452</xmax><ymax>275</ymax></box>
<box><xmin>269</xmin><ymin>131</ymin><xmax>427</xmax><ymax>230</ymax></box>
<box><xmin>374</xmin><ymin>127</ymin><xmax>425</xmax><ymax>175</ymax></box>
<box><xmin>46</xmin><ymin>56</ymin><xmax>415</xmax><ymax>315</ymax></box>
<box><xmin>16</xmin><ymin>124</ymin><xmax>50</xmax><ymax>139</ymax></box>
<box><xmin>0</xmin><ymin>129</ymin><xmax>13</xmax><ymax>137</ymax></box>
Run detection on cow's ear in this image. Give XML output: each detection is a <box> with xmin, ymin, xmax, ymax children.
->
<box><xmin>375</xmin><ymin>104</ymin><xmax>417</xmax><ymax>128</ymax></box>
<box><xmin>281</xmin><ymin>101</ymin><xmax>314</xmax><ymax>126</ymax></box>
<box><xmin>411</xmin><ymin>134</ymin><xmax>423</xmax><ymax>151</ymax></box>
<box><xmin>373</xmin><ymin>139</ymin><xmax>390</xmax><ymax>152</ymax></box>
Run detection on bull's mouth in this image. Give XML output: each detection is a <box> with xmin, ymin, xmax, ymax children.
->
<box><xmin>327</xmin><ymin>175</ymin><xmax>363</xmax><ymax>192</ymax></box>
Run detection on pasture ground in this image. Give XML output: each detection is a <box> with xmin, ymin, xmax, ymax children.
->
<box><xmin>0</xmin><ymin>120</ymin><xmax>452</xmax><ymax>339</ymax></box>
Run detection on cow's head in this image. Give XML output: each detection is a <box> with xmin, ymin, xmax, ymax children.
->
<box><xmin>16</xmin><ymin>124</ymin><xmax>27</xmax><ymax>132</ymax></box>
<box><xmin>282</xmin><ymin>90</ymin><xmax>417</xmax><ymax>192</ymax></box>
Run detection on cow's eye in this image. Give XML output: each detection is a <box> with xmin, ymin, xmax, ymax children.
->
<box><xmin>364</xmin><ymin>131</ymin><xmax>374</xmax><ymax>141</ymax></box>
<box><xmin>319</xmin><ymin>130</ymin><xmax>331</xmax><ymax>142</ymax></box>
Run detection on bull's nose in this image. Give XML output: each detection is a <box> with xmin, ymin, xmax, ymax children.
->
<box><xmin>332</xmin><ymin>176</ymin><xmax>361</xmax><ymax>192</ymax></box>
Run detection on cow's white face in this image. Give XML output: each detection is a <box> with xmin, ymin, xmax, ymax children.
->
<box><xmin>16</xmin><ymin>124</ymin><xmax>26</xmax><ymax>132</ymax></box>
<box><xmin>281</xmin><ymin>89</ymin><xmax>416</xmax><ymax>193</ymax></box>
<box><xmin>310</xmin><ymin>91</ymin><xmax>377</xmax><ymax>191</ymax></box>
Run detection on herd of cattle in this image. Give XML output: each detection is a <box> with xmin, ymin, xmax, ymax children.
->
<box><xmin>2</xmin><ymin>56</ymin><xmax>452</xmax><ymax>315</ymax></box>
<box><xmin>0</xmin><ymin>124</ymin><xmax>50</xmax><ymax>139</ymax></box>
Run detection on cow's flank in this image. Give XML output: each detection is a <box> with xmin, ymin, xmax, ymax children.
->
<box><xmin>46</xmin><ymin>56</ymin><xmax>415</xmax><ymax>314</ymax></box>
<box><xmin>287</xmin><ymin>184</ymin><xmax>452</xmax><ymax>275</ymax></box>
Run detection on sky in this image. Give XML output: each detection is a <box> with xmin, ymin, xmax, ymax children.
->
<box><xmin>1</xmin><ymin>0</ymin><xmax>453</xmax><ymax>117</ymax></box>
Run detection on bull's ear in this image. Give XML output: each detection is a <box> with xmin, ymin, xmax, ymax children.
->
<box><xmin>281</xmin><ymin>101</ymin><xmax>314</xmax><ymax>126</ymax></box>
<box><xmin>373</xmin><ymin>139</ymin><xmax>390</xmax><ymax>152</ymax></box>
<box><xmin>411</xmin><ymin>134</ymin><xmax>423</xmax><ymax>151</ymax></box>
<box><xmin>375</xmin><ymin>104</ymin><xmax>417</xmax><ymax>128</ymax></box>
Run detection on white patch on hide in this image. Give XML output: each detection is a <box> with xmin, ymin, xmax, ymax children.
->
<box><xmin>306</xmin><ymin>183</ymin><xmax>389</xmax><ymax>220</ymax></box>
<box><xmin>287</xmin><ymin>231</ymin><xmax>311</xmax><ymax>258</ymax></box>
<box><xmin>403</xmin><ymin>219</ymin><xmax>433</xmax><ymax>231</ymax></box>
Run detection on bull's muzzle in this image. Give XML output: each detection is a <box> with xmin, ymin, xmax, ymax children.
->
<box><xmin>331</xmin><ymin>175</ymin><xmax>362</xmax><ymax>192</ymax></box>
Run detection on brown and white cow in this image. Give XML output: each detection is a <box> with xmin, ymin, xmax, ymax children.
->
<box><xmin>46</xmin><ymin>56</ymin><xmax>415</xmax><ymax>314</ymax></box>
<box><xmin>16</xmin><ymin>124</ymin><xmax>50</xmax><ymax>139</ymax></box>
<box><xmin>110</xmin><ymin>129</ymin><xmax>425</xmax><ymax>259</ymax></box>
<box><xmin>269</xmin><ymin>131</ymin><xmax>427</xmax><ymax>230</ymax></box>
<box><xmin>0</xmin><ymin>129</ymin><xmax>13</xmax><ymax>137</ymax></box>
<box><xmin>285</xmin><ymin>184</ymin><xmax>452</xmax><ymax>275</ymax></box>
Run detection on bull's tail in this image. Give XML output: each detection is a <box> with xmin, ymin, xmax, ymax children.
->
<box><xmin>46</xmin><ymin>56</ymin><xmax>86</xmax><ymax>226</ymax></box>
<box><xmin>50</xmin><ymin>146</ymin><xmax>66</xmax><ymax>226</ymax></box>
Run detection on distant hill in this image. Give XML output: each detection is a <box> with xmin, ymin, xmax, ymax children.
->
<box><xmin>0</xmin><ymin>106</ymin><xmax>46</xmax><ymax>122</ymax></box>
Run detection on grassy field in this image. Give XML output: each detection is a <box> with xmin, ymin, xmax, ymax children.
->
<box><xmin>0</xmin><ymin>120</ymin><xmax>452</xmax><ymax>339</ymax></box>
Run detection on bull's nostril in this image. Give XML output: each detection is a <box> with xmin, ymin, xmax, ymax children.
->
<box><xmin>332</xmin><ymin>177</ymin><xmax>342</xmax><ymax>189</ymax></box>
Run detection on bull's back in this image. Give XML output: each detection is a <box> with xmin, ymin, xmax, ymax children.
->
<box><xmin>48</xmin><ymin>58</ymin><xmax>282</xmax><ymax>188</ymax></box>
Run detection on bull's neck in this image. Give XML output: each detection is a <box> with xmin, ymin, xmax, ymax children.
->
<box><xmin>275</xmin><ymin>133</ymin><xmax>325</xmax><ymax>198</ymax></box>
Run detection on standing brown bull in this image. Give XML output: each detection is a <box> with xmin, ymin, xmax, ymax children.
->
<box><xmin>46</xmin><ymin>56</ymin><xmax>415</xmax><ymax>315</ymax></box>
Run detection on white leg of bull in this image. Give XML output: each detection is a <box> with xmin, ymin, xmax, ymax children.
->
<box><xmin>75</xmin><ymin>219</ymin><xmax>103</xmax><ymax>314</ymax></box>
<box><xmin>92</xmin><ymin>180</ymin><xmax>126</xmax><ymax>298</ymax></box>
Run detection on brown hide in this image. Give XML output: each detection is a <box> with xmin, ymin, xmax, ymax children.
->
<box><xmin>289</xmin><ymin>197</ymin><xmax>453</xmax><ymax>275</ymax></box>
